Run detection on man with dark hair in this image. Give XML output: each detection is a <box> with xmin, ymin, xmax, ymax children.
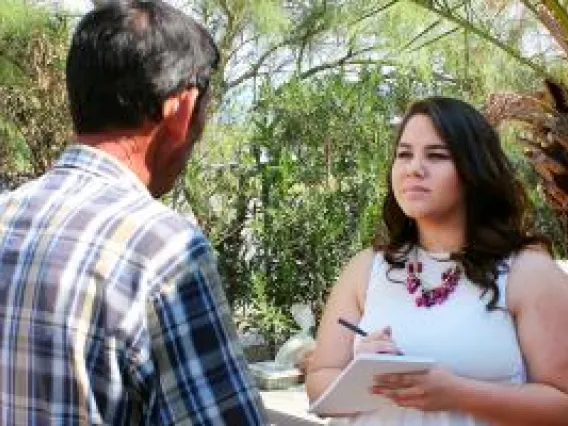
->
<box><xmin>0</xmin><ymin>1</ymin><xmax>266</xmax><ymax>424</ymax></box>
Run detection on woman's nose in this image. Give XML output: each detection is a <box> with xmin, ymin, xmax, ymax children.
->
<box><xmin>406</xmin><ymin>155</ymin><xmax>426</xmax><ymax>177</ymax></box>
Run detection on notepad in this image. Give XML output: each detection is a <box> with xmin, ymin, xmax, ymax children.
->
<box><xmin>308</xmin><ymin>353</ymin><xmax>435</xmax><ymax>415</ymax></box>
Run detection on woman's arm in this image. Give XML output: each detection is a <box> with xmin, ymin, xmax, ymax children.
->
<box><xmin>305</xmin><ymin>248</ymin><xmax>375</xmax><ymax>403</ymax></box>
<box><xmin>449</xmin><ymin>378</ymin><xmax>568</xmax><ymax>426</ymax></box>
<box><xmin>455</xmin><ymin>248</ymin><xmax>568</xmax><ymax>425</ymax></box>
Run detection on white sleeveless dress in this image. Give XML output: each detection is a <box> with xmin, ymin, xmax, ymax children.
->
<box><xmin>332</xmin><ymin>248</ymin><xmax>526</xmax><ymax>426</ymax></box>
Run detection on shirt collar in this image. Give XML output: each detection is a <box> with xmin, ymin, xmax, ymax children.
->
<box><xmin>53</xmin><ymin>144</ymin><xmax>151</xmax><ymax>195</ymax></box>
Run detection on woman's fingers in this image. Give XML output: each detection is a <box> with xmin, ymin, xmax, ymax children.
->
<box><xmin>371</xmin><ymin>386</ymin><xmax>427</xmax><ymax>411</ymax></box>
<box><xmin>374</xmin><ymin>343</ymin><xmax>400</xmax><ymax>354</ymax></box>
<box><xmin>366</xmin><ymin>326</ymin><xmax>392</xmax><ymax>340</ymax></box>
<box><xmin>355</xmin><ymin>326</ymin><xmax>403</xmax><ymax>355</ymax></box>
<box><xmin>373</xmin><ymin>373</ymin><xmax>419</xmax><ymax>389</ymax></box>
<box><xmin>371</xmin><ymin>385</ymin><xmax>425</xmax><ymax>399</ymax></box>
<box><xmin>370</xmin><ymin>372</ymin><xmax>431</xmax><ymax>409</ymax></box>
<box><xmin>371</xmin><ymin>375</ymin><xmax>426</xmax><ymax>409</ymax></box>
<box><xmin>373</xmin><ymin>372</ymin><xmax>429</xmax><ymax>393</ymax></box>
<box><xmin>369</xmin><ymin>366</ymin><xmax>459</xmax><ymax>412</ymax></box>
<box><xmin>356</xmin><ymin>341</ymin><xmax>400</xmax><ymax>355</ymax></box>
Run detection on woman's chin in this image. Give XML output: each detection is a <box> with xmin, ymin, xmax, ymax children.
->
<box><xmin>401</xmin><ymin>205</ymin><xmax>434</xmax><ymax>220</ymax></box>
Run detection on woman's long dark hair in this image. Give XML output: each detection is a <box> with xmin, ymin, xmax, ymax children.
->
<box><xmin>373</xmin><ymin>97</ymin><xmax>550</xmax><ymax>310</ymax></box>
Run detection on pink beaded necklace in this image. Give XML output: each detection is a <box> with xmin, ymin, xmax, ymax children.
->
<box><xmin>406</xmin><ymin>250</ymin><xmax>462</xmax><ymax>308</ymax></box>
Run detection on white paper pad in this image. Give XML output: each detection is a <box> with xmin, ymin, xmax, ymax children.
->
<box><xmin>309</xmin><ymin>353</ymin><xmax>435</xmax><ymax>415</ymax></box>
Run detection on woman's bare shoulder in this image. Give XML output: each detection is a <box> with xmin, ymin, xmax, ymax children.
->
<box><xmin>510</xmin><ymin>246</ymin><xmax>560</xmax><ymax>275</ymax></box>
<box><xmin>349</xmin><ymin>247</ymin><xmax>377</xmax><ymax>268</ymax></box>
<box><xmin>507</xmin><ymin>246</ymin><xmax>568</xmax><ymax>311</ymax></box>
<box><xmin>338</xmin><ymin>248</ymin><xmax>380</xmax><ymax>310</ymax></box>
<box><xmin>341</xmin><ymin>247</ymin><xmax>381</xmax><ymax>282</ymax></box>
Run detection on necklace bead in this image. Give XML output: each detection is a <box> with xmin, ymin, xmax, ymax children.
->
<box><xmin>406</xmin><ymin>259</ymin><xmax>461</xmax><ymax>308</ymax></box>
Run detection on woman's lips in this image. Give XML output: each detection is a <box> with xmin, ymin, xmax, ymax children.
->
<box><xmin>403</xmin><ymin>185</ymin><xmax>430</xmax><ymax>194</ymax></box>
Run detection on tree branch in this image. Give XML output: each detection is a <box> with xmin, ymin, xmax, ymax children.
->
<box><xmin>518</xmin><ymin>0</ymin><xmax>540</xmax><ymax>17</ymax></box>
<box><xmin>410</xmin><ymin>0</ymin><xmax>551</xmax><ymax>78</ymax></box>
<box><xmin>408</xmin><ymin>26</ymin><xmax>461</xmax><ymax>53</ymax></box>
<box><xmin>400</xmin><ymin>19</ymin><xmax>443</xmax><ymax>51</ymax></box>
<box><xmin>542</xmin><ymin>0</ymin><xmax>568</xmax><ymax>33</ymax></box>
<box><xmin>538</xmin><ymin>5</ymin><xmax>568</xmax><ymax>56</ymax></box>
<box><xmin>225</xmin><ymin>33</ymin><xmax>262</xmax><ymax>65</ymax></box>
<box><xmin>298</xmin><ymin>56</ymin><xmax>395</xmax><ymax>80</ymax></box>
<box><xmin>225</xmin><ymin>1</ymin><xmax>402</xmax><ymax>92</ymax></box>
<box><xmin>347</xmin><ymin>0</ymin><xmax>401</xmax><ymax>27</ymax></box>
<box><xmin>225</xmin><ymin>38</ymin><xmax>295</xmax><ymax>90</ymax></box>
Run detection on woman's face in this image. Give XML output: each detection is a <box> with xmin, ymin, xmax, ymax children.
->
<box><xmin>391</xmin><ymin>114</ymin><xmax>465</xmax><ymax>226</ymax></box>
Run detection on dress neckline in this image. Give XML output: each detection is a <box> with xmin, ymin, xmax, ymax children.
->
<box><xmin>416</xmin><ymin>246</ymin><xmax>452</xmax><ymax>262</ymax></box>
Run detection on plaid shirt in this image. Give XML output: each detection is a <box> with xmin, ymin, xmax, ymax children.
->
<box><xmin>0</xmin><ymin>145</ymin><xmax>266</xmax><ymax>425</ymax></box>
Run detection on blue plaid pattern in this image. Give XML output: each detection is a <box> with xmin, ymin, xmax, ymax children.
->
<box><xmin>0</xmin><ymin>145</ymin><xmax>266</xmax><ymax>425</ymax></box>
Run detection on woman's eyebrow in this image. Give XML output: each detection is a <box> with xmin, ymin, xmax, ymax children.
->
<box><xmin>425</xmin><ymin>144</ymin><xmax>450</xmax><ymax>150</ymax></box>
<box><xmin>397</xmin><ymin>142</ymin><xmax>449</xmax><ymax>149</ymax></box>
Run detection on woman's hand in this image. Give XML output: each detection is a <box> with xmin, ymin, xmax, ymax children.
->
<box><xmin>354</xmin><ymin>326</ymin><xmax>403</xmax><ymax>356</ymax></box>
<box><xmin>371</xmin><ymin>364</ymin><xmax>466</xmax><ymax>412</ymax></box>
<box><xmin>355</xmin><ymin>326</ymin><xmax>464</xmax><ymax>412</ymax></box>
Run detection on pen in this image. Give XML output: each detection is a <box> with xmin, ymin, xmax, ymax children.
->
<box><xmin>338</xmin><ymin>318</ymin><xmax>405</xmax><ymax>355</ymax></box>
<box><xmin>338</xmin><ymin>318</ymin><xmax>368</xmax><ymax>337</ymax></box>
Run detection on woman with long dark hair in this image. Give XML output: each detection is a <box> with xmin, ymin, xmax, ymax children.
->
<box><xmin>306</xmin><ymin>97</ymin><xmax>568</xmax><ymax>425</ymax></box>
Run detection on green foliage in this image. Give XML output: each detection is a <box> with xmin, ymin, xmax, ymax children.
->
<box><xmin>373</xmin><ymin>1</ymin><xmax>543</xmax><ymax>98</ymax></box>
<box><xmin>248</xmin><ymin>0</ymin><xmax>289</xmax><ymax>33</ymax></box>
<box><xmin>408</xmin><ymin>1</ymin><xmax>553</xmax><ymax>78</ymax></box>
<box><xmin>236</xmin><ymin>271</ymin><xmax>297</xmax><ymax>353</ymax></box>
<box><xmin>0</xmin><ymin>1</ymin><xmax>71</xmax><ymax>181</ymax></box>
<box><xmin>0</xmin><ymin>1</ymin><xmax>63</xmax><ymax>83</ymax></box>
<box><xmin>500</xmin><ymin>125</ymin><xmax>568</xmax><ymax>258</ymax></box>
<box><xmin>241</xmin><ymin>72</ymin><xmax>392</xmax><ymax>320</ymax></box>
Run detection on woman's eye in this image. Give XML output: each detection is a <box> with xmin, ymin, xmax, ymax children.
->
<box><xmin>428</xmin><ymin>152</ymin><xmax>450</xmax><ymax>160</ymax></box>
<box><xmin>396</xmin><ymin>151</ymin><xmax>412</xmax><ymax>159</ymax></box>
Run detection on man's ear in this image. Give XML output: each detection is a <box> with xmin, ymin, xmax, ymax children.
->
<box><xmin>162</xmin><ymin>87</ymin><xmax>199</xmax><ymax>143</ymax></box>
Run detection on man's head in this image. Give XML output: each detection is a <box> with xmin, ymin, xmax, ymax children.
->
<box><xmin>66</xmin><ymin>0</ymin><xmax>219</xmax><ymax>195</ymax></box>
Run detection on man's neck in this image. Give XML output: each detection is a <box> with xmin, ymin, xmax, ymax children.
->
<box><xmin>75</xmin><ymin>128</ymin><xmax>154</xmax><ymax>188</ymax></box>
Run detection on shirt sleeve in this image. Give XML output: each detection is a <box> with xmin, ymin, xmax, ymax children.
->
<box><xmin>145</xmin><ymin>234</ymin><xmax>267</xmax><ymax>425</ymax></box>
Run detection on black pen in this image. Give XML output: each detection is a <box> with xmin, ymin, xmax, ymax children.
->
<box><xmin>339</xmin><ymin>318</ymin><xmax>405</xmax><ymax>355</ymax></box>
<box><xmin>338</xmin><ymin>317</ymin><xmax>368</xmax><ymax>337</ymax></box>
